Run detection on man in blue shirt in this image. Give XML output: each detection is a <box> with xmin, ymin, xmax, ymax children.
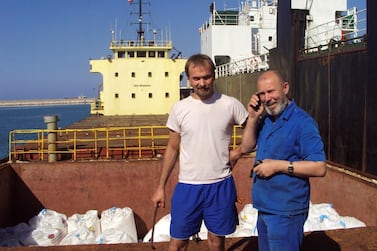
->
<box><xmin>234</xmin><ymin>70</ymin><xmax>327</xmax><ymax>251</ymax></box>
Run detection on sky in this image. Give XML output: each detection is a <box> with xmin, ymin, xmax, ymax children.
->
<box><xmin>0</xmin><ymin>0</ymin><xmax>366</xmax><ymax>100</ymax></box>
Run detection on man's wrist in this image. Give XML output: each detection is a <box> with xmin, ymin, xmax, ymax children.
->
<box><xmin>288</xmin><ymin>161</ymin><xmax>294</xmax><ymax>175</ymax></box>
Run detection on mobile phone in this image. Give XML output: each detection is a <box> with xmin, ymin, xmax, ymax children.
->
<box><xmin>250</xmin><ymin>160</ymin><xmax>263</xmax><ymax>177</ymax></box>
<box><xmin>252</xmin><ymin>94</ymin><xmax>262</xmax><ymax>112</ymax></box>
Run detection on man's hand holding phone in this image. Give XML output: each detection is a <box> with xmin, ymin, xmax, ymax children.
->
<box><xmin>247</xmin><ymin>93</ymin><xmax>264</xmax><ymax>118</ymax></box>
<box><xmin>252</xmin><ymin>93</ymin><xmax>262</xmax><ymax>111</ymax></box>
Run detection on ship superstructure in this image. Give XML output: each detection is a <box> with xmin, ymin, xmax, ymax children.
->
<box><xmin>201</xmin><ymin>0</ymin><xmax>360</xmax><ymax>77</ymax></box>
<box><xmin>292</xmin><ymin>0</ymin><xmax>359</xmax><ymax>50</ymax></box>
<box><xmin>200</xmin><ymin>0</ymin><xmax>277</xmax><ymax>74</ymax></box>
<box><xmin>90</xmin><ymin>0</ymin><xmax>186</xmax><ymax>116</ymax></box>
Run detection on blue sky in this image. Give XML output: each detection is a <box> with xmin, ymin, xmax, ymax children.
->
<box><xmin>0</xmin><ymin>0</ymin><xmax>366</xmax><ymax>100</ymax></box>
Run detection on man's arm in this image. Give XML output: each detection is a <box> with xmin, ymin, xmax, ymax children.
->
<box><xmin>230</xmin><ymin>94</ymin><xmax>264</xmax><ymax>166</ymax></box>
<box><xmin>151</xmin><ymin>130</ymin><xmax>180</xmax><ymax>208</ymax></box>
<box><xmin>253</xmin><ymin>159</ymin><xmax>327</xmax><ymax>178</ymax></box>
<box><xmin>240</xmin><ymin>115</ymin><xmax>260</xmax><ymax>154</ymax></box>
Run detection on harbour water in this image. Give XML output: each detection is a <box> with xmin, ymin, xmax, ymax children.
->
<box><xmin>0</xmin><ymin>104</ymin><xmax>91</xmax><ymax>159</ymax></box>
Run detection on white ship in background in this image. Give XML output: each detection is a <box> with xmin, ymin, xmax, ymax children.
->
<box><xmin>200</xmin><ymin>0</ymin><xmax>364</xmax><ymax>77</ymax></box>
<box><xmin>200</xmin><ymin>0</ymin><xmax>277</xmax><ymax>75</ymax></box>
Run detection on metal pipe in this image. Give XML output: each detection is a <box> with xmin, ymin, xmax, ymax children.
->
<box><xmin>44</xmin><ymin>115</ymin><xmax>59</xmax><ymax>162</ymax></box>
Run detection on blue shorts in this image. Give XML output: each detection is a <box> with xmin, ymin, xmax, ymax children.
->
<box><xmin>170</xmin><ymin>176</ymin><xmax>238</xmax><ymax>239</ymax></box>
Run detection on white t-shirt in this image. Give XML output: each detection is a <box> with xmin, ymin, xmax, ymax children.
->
<box><xmin>167</xmin><ymin>92</ymin><xmax>248</xmax><ymax>184</ymax></box>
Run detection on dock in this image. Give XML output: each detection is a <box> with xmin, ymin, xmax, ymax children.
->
<box><xmin>0</xmin><ymin>98</ymin><xmax>94</xmax><ymax>107</ymax></box>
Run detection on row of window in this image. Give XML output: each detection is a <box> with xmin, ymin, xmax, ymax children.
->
<box><xmin>118</xmin><ymin>51</ymin><xmax>166</xmax><ymax>59</ymax></box>
<box><xmin>114</xmin><ymin>72</ymin><xmax>169</xmax><ymax>78</ymax></box>
<box><xmin>114</xmin><ymin>93</ymin><xmax>170</xmax><ymax>99</ymax></box>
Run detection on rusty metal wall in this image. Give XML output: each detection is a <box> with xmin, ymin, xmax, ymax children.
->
<box><xmin>289</xmin><ymin>1</ymin><xmax>375</xmax><ymax>176</ymax></box>
<box><xmin>215</xmin><ymin>72</ymin><xmax>263</xmax><ymax>108</ymax></box>
<box><xmin>0</xmin><ymin>159</ymin><xmax>255</xmax><ymax>235</ymax></box>
<box><xmin>296</xmin><ymin>49</ymin><xmax>368</xmax><ymax>172</ymax></box>
<box><xmin>366</xmin><ymin>0</ymin><xmax>377</xmax><ymax>176</ymax></box>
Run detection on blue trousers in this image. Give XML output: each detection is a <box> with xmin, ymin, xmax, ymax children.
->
<box><xmin>257</xmin><ymin>211</ymin><xmax>308</xmax><ymax>251</ymax></box>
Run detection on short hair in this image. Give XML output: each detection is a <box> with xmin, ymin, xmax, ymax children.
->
<box><xmin>184</xmin><ymin>54</ymin><xmax>216</xmax><ymax>77</ymax></box>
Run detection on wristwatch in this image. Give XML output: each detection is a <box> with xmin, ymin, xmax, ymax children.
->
<box><xmin>288</xmin><ymin>161</ymin><xmax>294</xmax><ymax>175</ymax></box>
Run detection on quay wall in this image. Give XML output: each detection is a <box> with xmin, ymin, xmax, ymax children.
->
<box><xmin>0</xmin><ymin>98</ymin><xmax>95</xmax><ymax>107</ymax></box>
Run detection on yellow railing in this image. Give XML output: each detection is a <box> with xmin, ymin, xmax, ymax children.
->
<box><xmin>9</xmin><ymin>125</ymin><xmax>244</xmax><ymax>162</ymax></box>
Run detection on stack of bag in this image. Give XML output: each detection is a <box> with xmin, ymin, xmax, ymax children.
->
<box><xmin>0</xmin><ymin>207</ymin><xmax>138</xmax><ymax>247</ymax></box>
<box><xmin>142</xmin><ymin>202</ymin><xmax>366</xmax><ymax>242</ymax></box>
<box><xmin>0</xmin><ymin>203</ymin><xmax>366</xmax><ymax>247</ymax></box>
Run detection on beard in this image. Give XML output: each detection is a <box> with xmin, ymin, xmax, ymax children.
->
<box><xmin>265</xmin><ymin>97</ymin><xmax>288</xmax><ymax>117</ymax></box>
<box><xmin>195</xmin><ymin>86</ymin><xmax>213</xmax><ymax>100</ymax></box>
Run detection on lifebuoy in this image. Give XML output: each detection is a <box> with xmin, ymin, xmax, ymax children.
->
<box><xmin>250</xmin><ymin>58</ymin><xmax>258</xmax><ymax>68</ymax></box>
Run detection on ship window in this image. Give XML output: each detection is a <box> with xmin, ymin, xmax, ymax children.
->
<box><xmin>269</xmin><ymin>36</ymin><xmax>272</xmax><ymax>41</ymax></box>
<box><xmin>118</xmin><ymin>51</ymin><xmax>125</xmax><ymax>58</ymax></box>
<box><xmin>149</xmin><ymin>93</ymin><xmax>153</xmax><ymax>98</ymax></box>
<box><xmin>132</xmin><ymin>93</ymin><xmax>136</xmax><ymax>99</ymax></box>
<box><xmin>115</xmin><ymin>93</ymin><xmax>119</xmax><ymax>98</ymax></box>
<box><xmin>132</xmin><ymin>72</ymin><xmax>136</xmax><ymax>77</ymax></box>
<box><xmin>158</xmin><ymin>51</ymin><xmax>165</xmax><ymax>58</ymax></box>
<box><xmin>165</xmin><ymin>92</ymin><xmax>169</xmax><ymax>98</ymax></box>
<box><xmin>249</xmin><ymin>16</ymin><xmax>255</xmax><ymax>22</ymax></box>
<box><xmin>115</xmin><ymin>72</ymin><xmax>119</xmax><ymax>77</ymax></box>
<box><xmin>137</xmin><ymin>51</ymin><xmax>146</xmax><ymax>57</ymax></box>
<box><xmin>165</xmin><ymin>72</ymin><xmax>169</xmax><ymax>77</ymax></box>
<box><xmin>148</xmin><ymin>51</ymin><xmax>156</xmax><ymax>57</ymax></box>
<box><xmin>148</xmin><ymin>72</ymin><xmax>152</xmax><ymax>77</ymax></box>
<box><xmin>128</xmin><ymin>51</ymin><xmax>135</xmax><ymax>58</ymax></box>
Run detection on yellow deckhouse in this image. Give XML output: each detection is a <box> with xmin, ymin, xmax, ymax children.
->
<box><xmin>90</xmin><ymin>1</ymin><xmax>186</xmax><ymax>116</ymax></box>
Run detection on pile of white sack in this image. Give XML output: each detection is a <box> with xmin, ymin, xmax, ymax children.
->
<box><xmin>143</xmin><ymin>202</ymin><xmax>366</xmax><ymax>243</ymax></box>
<box><xmin>0</xmin><ymin>207</ymin><xmax>138</xmax><ymax>247</ymax></box>
<box><xmin>0</xmin><ymin>203</ymin><xmax>366</xmax><ymax>247</ymax></box>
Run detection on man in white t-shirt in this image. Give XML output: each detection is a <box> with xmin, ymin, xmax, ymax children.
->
<box><xmin>152</xmin><ymin>54</ymin><xmax>248</xmax><ymax>251</ymax></box>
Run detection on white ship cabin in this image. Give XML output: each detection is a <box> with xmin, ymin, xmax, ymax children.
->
<box><xmin>200</xmin><ymin>0</ymin><xmax>277</xmax><ymax>76</ymax></box>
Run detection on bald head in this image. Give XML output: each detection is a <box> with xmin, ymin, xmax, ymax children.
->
<box><xmin>258</xmin><ymin>70</ymin><xmax>285</xmax><ymax>87</ymax></box>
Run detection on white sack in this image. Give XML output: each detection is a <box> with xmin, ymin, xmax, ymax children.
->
<box><xmin>60</xmin><ymin>210</ymin><xmax>100</xmax><ymax>245</ymax></box>
<box><xmin>99</xmin><ymin>207</ymin><xmax>138</xmax><ymax>243</ymax></box>
<box><xmin>143</xmin><ymin>214</ymin><xmax>171</xmax><ymax>243</ymax></box>
<box><xmin>21</xmin><ymin>209</ymin><xmax>67</xmax><ymax>246</ymax></box>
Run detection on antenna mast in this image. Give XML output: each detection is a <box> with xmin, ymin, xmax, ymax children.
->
<box><xmin>137</xmin><ymin>0</ymin><xmax>144</xmax><ymax>42</ymax></box>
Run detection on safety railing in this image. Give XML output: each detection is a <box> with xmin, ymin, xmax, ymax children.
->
<box><xmin>215</xmin><ymin>54</ymin><xmax>270</xmax><ymax>78</ymax></box>
<box><xmin>304</xmin><ymin>7</ymin><xmax>367</xmax><ymax>52</ymax></box>
<box><xmin>8</xmin><ymin>125</ymin><xmax>245</xmax><ymax>162</ymax></box>
<box><xmin>110</xmin><ymin>39</ymin><xmax>172</xmax><ymax>48</ymax></box>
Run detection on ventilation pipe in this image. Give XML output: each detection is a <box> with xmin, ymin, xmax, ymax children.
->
<box><xmin>44</xmin><ymin>115</ymin><xmax>59</xmax><ymax>162</ymax></box>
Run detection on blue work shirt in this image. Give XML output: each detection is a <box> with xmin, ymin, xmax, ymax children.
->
<box><xmin>253</xmin><ymin>100</ymin><xmax>326</xmax><ymax>215</ymax></box>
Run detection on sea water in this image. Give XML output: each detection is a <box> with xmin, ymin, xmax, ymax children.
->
<box><xmin>0</xmin><ymin>104</ymin><xmax>90</xmax><ymax>159</ymax></box>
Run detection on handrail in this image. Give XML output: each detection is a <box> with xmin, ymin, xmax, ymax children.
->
<box><xmin>8</xmin><ymin>125</ymin><xmax>245</xmax><ymax>162</ymax></box>
<box><xmin>304</xmin><ymin>8</ymin><xmax>367</xmax><ymax>52</ymax></box>
<box><xmin>215</xmin><ymin>54</ymin><xmax>270</xmax><ymax>78</ymax></box>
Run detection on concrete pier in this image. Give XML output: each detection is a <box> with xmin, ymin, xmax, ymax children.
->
<box><xmin>0</xmin><ymin>98</ymin><xmax>94</xmax><ymax>107</ymax></box>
